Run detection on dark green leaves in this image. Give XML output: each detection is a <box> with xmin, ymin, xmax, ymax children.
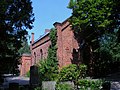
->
<box><xmin>0</xmin><ymin>0</ymin><xmax>34</xmax><ymax>74</ymax></box>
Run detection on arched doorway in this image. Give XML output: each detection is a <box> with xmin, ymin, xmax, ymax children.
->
<box><xmin>34</xmin><ymin>52</ymin><xmax>36</xmax><ymax>64</ymax></box>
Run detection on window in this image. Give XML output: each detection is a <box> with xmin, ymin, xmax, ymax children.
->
<box><xmin>40</xmin><ymin>49</ymin><xmax>43</xmax><ymax>59</ymax></box>
<box><xmin>34</xmin><ymin>52</ymin><xmax>36</xmax><ymax>64</ymax></box>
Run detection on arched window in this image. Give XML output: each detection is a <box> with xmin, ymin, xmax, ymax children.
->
<box><xmin>40</xmin><ymin>49</ymin><xmax>43</xmax><ymax>59</ymax></box>
<box><xmin>34</xmin><ymin>52</ymin><xmax>36</xmax><ymax>64</ymax></box>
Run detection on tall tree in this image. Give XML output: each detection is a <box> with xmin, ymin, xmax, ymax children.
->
<box><xmin>68</xmin><ymin>0</ymin><xmax>120</xmax><ymax>48</ymax></box>
<box><xmin>0</xmin><ymin>0</ymin><xmax>34</xmax><ymax>74</ymax></box>
<box><xmin>68</xmin><ymin>0</ymin><xmax>120</xmax><ymax>76</ymax></box>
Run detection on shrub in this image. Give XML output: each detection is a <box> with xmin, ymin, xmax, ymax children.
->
<box><xmin>56</xmin><ymin>83</ymin><xmax>73</xmax><ymax>90</ymax></box>
<box><xmin>58</xmin><ymin>64</ymin><xmax>87</xmax><ymax>83</ymax></box>
<box><xmin>38</xmin><ymin>59</ymin><xmax>58</xmax><ymax>81</ymax></box>
<box><xmin>77</xmin><ymin>79</ymin><xmax>103</xmax><ymax>90</ymax></box>
<box><xmin>79</xmin><ymin>64</ymin><xmax>87</xmax><ymax>79</ymax></box>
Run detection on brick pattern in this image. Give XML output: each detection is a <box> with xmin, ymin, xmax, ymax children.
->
<box><xmin>54</xmin><ymin>20</ymin><xmax>79</xmax><ymax>68</ymax></box>
<box><xmin>31</xmin><ymin>33</ymin><xmax>51</xmax><ymax>65</ymax></box>
<box><xmin>20</xmin><ymin>54</ymin><xmax>31</xmax><ymax>76</ymax></box>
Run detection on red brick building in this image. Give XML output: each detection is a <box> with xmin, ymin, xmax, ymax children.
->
<box><xmin>20</xmin><ymin>18</ymin><xmax>80</xmax><ymax>75</ymax></box>
<box><xmin>30</xmin><ymin>18</ymin><xmax>79</xmax><ymax>68</ymax></box>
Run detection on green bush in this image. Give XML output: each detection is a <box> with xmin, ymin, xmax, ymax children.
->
<box><xmin>58</xmin><ymin>64</ymin><xmax>87</xmax><ymax>82</ymax></box>
<box><xmin>56</xmin><ymin>83</ymin><xmax>73</xmax><ymax>90</ymax></box>
<box><xmin>79</xmin><ymin>64</ymin><xmax>87</xmax><ymax>79</ymax></box>
<box><xmin>77</xmin><ymin>79</ymin><xmax>103</xmax><ymax>90</ymax></box>
<box><xmin>38</xmin><ymin>59</ymin><xmax>58</xmax><ymax>82</ymax></box>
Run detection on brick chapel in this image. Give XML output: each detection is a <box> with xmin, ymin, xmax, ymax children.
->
<box><xmin>20</xmin><ymin>18</ymin><xmax>81</xmax><ymax>76</ymax></box>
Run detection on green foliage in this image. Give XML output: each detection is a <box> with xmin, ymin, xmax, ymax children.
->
<box><xmin>26</xmin><ymin>70</ymin><xmax>30</xmax><ymax>77</ymax></box>
<box><xmin>94</xmin><ymin>32</ymin><xmax>120</xmax><ymax>76</ymax></box>
<box><xmin>100</xmin><ymin>33</ymin><xmax>120</xmax><ymax>62</ymax></box>
<box><xmin>38</xmin><ymin>28</ymin><xmax>58</xmax><ymax>84</ymax></box>
<box><xmin>47</xmin><ymin>28</ymin><xmax>57</xmax><ymax>66</ymax></box>
<box><xmin>68</xmin><ymin>0</ymin><xmax>116</xmax><ymax>52</ymax></box>
<box><xmin>68</xmin><ymin>0</ymin><xmax>115</xmax><ymax>33</ymax></box>
<box><xmin>68</xmin><ymin>0</ymin><xmax>120</xmax><ymax>51</ymax></box>
<box><xmin>58</xmin><ymin>64</ymin><xmax>78</xmax><ymax>82</ymax></box>
<box><xmin>49</xmin><ymin>28</ymin><xmax>57</xmax><ymax>46</ymax></box>
<box><xmin>38</xmin><ymin>59</ymin><xmax>58</xmax><ymax>81</ymax></box>
<box><xmin>68</xmin><ymin>0</ymin><xmax>120</xmax><ymax>77</ymax></box>
<box><xmin>34</xmin><ymin>87</ymin><xmax>42</xmax><ymax>90</ymax></box>
<box><xmin>0</xmin><ymin>0</ymin><xmax>34</xmax><ymax>74</ymax></box>
<box><xmin>79</xmin><ymin>64</ymin><xmax>88</xmax><ymax>79</ymax></box>
<box><xmin>77</xmin><ymin>79</ymin><xmax>103</xmax><ymax>90</ymax></box>
<box><xmin>68</xmin><ymin>0</ymin><xmax>120</xmax><ymax>50</ymax></box>
<box><xmin>58</xmin><ymin>64</ymin><xmax>87</xmax><ymax>82</ymax></box>
<box><xmin>56</xmin><ymin>83</ymin><xmax>73</xmax><ymax>90</ymax></box>
<box><xmin>18</xmin><ymin>39</ymin><xmax>31</xmax><ymax>55</ymax></box>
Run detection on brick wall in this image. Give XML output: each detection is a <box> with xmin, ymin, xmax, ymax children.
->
<box><xmin>31</xmin><ymin>32</ymin><xmax>51</xmax><ymax>65</ymax></box>
<box><xmin>20</xmin><ymin>18</ymin><xmax>81</xmax><ymax>76</ymax></box>
<box><xmin>54</xmin><ymin>19</ymin><xmax>79</xmax><ymax>68</ymax></box>
<box><xmin>30</xmin><ymin>18</ymin><xmax>80</xmax><ymax>69</ymax></box>
<box><xmin>20</xmin><ymin>54</ymin><xmax>31</xmax><ymax>76</ymax></box>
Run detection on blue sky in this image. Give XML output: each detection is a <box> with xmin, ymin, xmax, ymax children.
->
<box><xmin>28</xmin><ymin>0</ymin><xmax>72</xmax><ymax>41</ymax></box>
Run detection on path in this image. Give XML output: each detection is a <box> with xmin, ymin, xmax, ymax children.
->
<box><xmin>2</xmin><ymin>76</ymin><xmax>29</xmax><ymax>89</ymax></box>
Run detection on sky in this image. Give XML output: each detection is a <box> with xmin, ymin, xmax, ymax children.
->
<box><xmin>28</xmin><ymin>0</ymin><xmax>72</xmax><ymax>42</ymax></box>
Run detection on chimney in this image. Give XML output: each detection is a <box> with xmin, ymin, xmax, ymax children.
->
<box><xmin>31</xmin><ymin>33</ymin><xmax>34</xmax><ymax>44</ymax></box>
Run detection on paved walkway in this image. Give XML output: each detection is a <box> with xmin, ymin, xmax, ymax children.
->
<box><xmin>2</xmin><ymin>76</ymin><xmax>29</xmax><ymax>89</ymax></box>
<box><xmin>1</xmin><ymin>73</ymin><xmax>120</xmax><ymax>90</ymax></box>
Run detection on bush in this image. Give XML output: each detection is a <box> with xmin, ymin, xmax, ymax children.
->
<box><xmin>77</xmin><ymin>79</ymin><xmax>103</xmax><ymax>90</ymax></box>
<box><xmin>37</xmin><ymin>59</ymin><xmax>58</xmax><ymax>86</ymax></box>
<box><xmin>56</xmin><ymin>83</ymin><xmax>73</xmax><ymax>90</ymax></box>
<box><xmin>58</xmin><ymin>64</ymin><xmax>87</xmax><ymax>83</ymax></box>
<box><xmin>58</xmin><ymin>64</ymin><xmax>77</xmax><ymax>82</ymax></box>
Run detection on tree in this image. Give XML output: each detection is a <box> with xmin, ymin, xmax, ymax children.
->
<box><xmin>96</xmin><ymin>31</ymin><xmax>120</xmax><ymax>76</ymax></box>
<box><xmin>68</xmin><ymin>0</ymin><xmax>120</xmax><ymax>77</ymax></box>
<box><xmin>68</xmin><ymin>0</ymin><xmax>120</xmax><ymax>47</ymax></box>
<box><xmin>0</xmin><ymin>0</ymin><xmax>34</xmax><ymax>74</ymax></box>
<box><xmin>38</xmin><ymin>28</ymin><xmax>58</xmax><ymax>84</ymax></box>
<box><xmin>18</xmin><ymin>39</ymin><xmax>31</xmax><ymax>55</ymax></box>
